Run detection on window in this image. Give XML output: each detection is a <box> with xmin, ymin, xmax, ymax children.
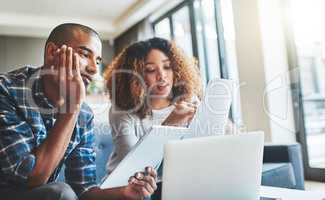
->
<box><xmin>172</xmin><ymin>6</ymin><xmax>193</xmax><ymax>56</ymax></box>
<box><xmin>154</xmin><ymin>18</ymin><xmax>172</xmax><ymax>40</ymax></box>
<box><xmin>153</xmin><ymin>0</ymin><xmax>241</xmax><ymax>124</ymax></box>
<box><xmin>289</xmin><ymin>0</ymin><xmax>325</xmax><ymax>180</ymax></box>
<box><xmin>153</xmin><ymin>0</ymin><xmax>225</xmax><ymax>83</ymax></box>
<box><xmin>153</xmin><ymin>2</ymin><xmax>194</xmax><ymax>57</ymax></box>
<box><xmin>194</xmin><ymin>0</ymin><xmax>221</xmax><ymax>81</ymax></box>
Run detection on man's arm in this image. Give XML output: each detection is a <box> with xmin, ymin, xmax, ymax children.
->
<box><xmin>27</xmin><ymin>112</ymin><xmax>79</xmax><ymax>187</ymax></box>
<box><xmin>0</xmin><ymin>91</ymin><xmax>37</xmax><ymax>186</ymax></box>
<box><xmin>80</xmin><ymin>186</ymin><xmax>128</xmax><ymax>200</ymax></box>
<box><xmin>80</xmin><ymin>168</ymin><xmax>157</xmax><ymax>200</ymax></box>
<box><xmin>28</xmin><ymin>45</ymin><xmax>86</xmax><ymax>187</ymax></box>
<box><xmin>64</xmin><ymin>106</ymin><xmax>157</xmax><ymax>199</ymax></box>
<box><xmin>0</xmin><ymin>77</ymin><xmax>77</xmax><ymax>189</ymax></box>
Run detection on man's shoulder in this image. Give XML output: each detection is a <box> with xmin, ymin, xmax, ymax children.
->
<box><xmin>78</xmin><ymin>102</ymin><xmax>94</xmax><ymax>123</ymax></box>
<box><xmin>0</xmin><ymin>66</ymin><xmax>39</xmax><ymax>93</ymax></box>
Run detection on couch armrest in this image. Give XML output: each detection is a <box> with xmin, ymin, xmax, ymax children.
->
<box><xmin>263</xmin><ymin>143</ymin><xmax>305</xmax><ymax>190</ymax></box>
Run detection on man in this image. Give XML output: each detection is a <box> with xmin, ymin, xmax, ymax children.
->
<box><xmin>0</xmin><ymin>23</ymin><xmax>157</xmax><ymax>200</ymax></box>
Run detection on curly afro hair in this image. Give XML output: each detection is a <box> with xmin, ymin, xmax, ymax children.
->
<box><xmin>104</xmin><ymin>37</ymin><xmax>202</xmax><ymax>119</ymax></box>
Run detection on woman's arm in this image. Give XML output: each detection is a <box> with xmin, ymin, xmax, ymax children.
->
<box><xmin>106</xmin><ymin>107</ymin><xmax>140</xmax><ymax>172</ymax></box>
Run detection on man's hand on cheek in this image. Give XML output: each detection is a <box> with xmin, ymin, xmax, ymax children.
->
<box><xmin>52</xmin><ymin>45</ymin><xmax>86</xmax><ymax>114</ymax></box>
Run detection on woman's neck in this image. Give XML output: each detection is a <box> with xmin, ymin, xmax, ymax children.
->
<box><xmin>149</xmin><ymin>98</ymin><xmax>171</xmax><ymax>110</ymax></box>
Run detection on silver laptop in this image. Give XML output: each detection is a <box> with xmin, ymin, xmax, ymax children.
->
<box><xmin>162</xmin><ymin>132</ymin><xmax>264</xmax><ymax>200</ymax></box>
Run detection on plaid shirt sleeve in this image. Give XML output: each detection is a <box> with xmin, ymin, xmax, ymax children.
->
<box><xmin>0</xmin><ymin>84</ymin><xmax>36</xmax><ymax>187</ymax></box>
<box><xmin>64</xmin><ymin>112</ymin><xmax>98</xmax><ymax>197</ymax></box>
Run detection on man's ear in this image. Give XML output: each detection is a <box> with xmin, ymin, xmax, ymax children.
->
<box><xmin>44</xmin><ymin>42</ymin><xmax>57</xmax><ymax>65</ymax></box>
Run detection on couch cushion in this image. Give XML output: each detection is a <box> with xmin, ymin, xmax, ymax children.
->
<box><xmin>263</xmin><ymin>143</ymin><xmax>304</xmax><ymax>189</ymax></box>
<box><xmin>262</xmin><ymin>162</ymin><xmax>296</xmax><ymax>189</ymax></box>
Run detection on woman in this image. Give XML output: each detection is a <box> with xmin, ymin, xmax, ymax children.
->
<box><xmin>104</xmin><ymin>37</ymin><xmax>203</xmax><ymax>174</ymax></box>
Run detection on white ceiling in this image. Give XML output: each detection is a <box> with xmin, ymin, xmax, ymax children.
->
<box><xmin>0</xmin><ymin>0</ymin><xmax>177</xmax><ymax>40</ymax></box>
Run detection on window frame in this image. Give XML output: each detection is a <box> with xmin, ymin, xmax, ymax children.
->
<box><xmin>153</xmin><ymin>1</ymin><xmax>199</xmax><ymax>59</ymax></box>
<box><xmin>284</xmin><ymin>0</ymin><xmax>325</xmax><ymax>181</ymax></box>
<box><xmin>152</xmin><ymin>0</ymin><xmax>229</xmax><ymax>81</ymax></box>
<box><xmin>152</xmin><ymin>0</ymin><xmax>237</xmax><ymax>120</ymax></box>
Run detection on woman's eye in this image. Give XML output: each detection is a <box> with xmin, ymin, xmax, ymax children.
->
<box><xmin>164</xmin><ymin>65</ymin><xmax>171</xmax><ymax>69</ymax></box>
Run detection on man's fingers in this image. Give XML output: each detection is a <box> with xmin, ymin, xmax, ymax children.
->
<box><xmin>145</xmin><ymin>166</ymin><xmax>157</xmax><ymax>180</ymax></box>
<box><xmin>58</xmin><ymin>45</ymin><xmax>67</xmax><ymax>111</ymax></box>
<box><xmin>130</xmin><ymin>178</ymin><xmax>155</xmax><ymax>196</ymax></box>
<box><xmin>66</xmin><ymin>47</ymin><xmax>73</xmax><ymax>80</ymax></box>
<box><xmin>51</xmin><ymin>48</ymin><xmax>60</xmax><ymax>82</ymax></box>
<box><xmin>132</xmin><ymin>171</ymin><xmax>157</xmax><ymax>191</ymax></box>
<box><xmin>128</xmin><ymin>177</ymin><xmax>152</xmax><ymax>197</ymax></box>
<box><xmin>73</xmin><ymin>53</ymin><xmax>81</xmax><ymax>78</ymax></box>
<box><xmin>130</xmin><ymin>184</ymin><xmax>151</xmax><ymax>198</ymax></box>
<box><xmin>142</xmin><ymin>175</ymin><xmax>157</xmax><ymax>191</ymax></box>
<box><xmin>59</xmin><ymin>45</ymin><xmax>67</xmax><ymax>83</ymax></box>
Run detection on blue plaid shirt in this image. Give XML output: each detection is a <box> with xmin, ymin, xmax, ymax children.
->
<box><xmin>0</xmin><ymin>66</ymin><xmax>97</xmax><ymax>197</ymax></box>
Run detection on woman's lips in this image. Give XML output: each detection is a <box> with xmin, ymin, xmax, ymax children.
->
<box><xmin>157</xmin><ymin>83</ymin><xmax>169</xmax><ymax>91</ymax></box>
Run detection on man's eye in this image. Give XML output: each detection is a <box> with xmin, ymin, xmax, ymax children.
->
<box><xmin>145</xmin><ymin>68</ymin><xmax>155</xmax><ymax>73</ymax></box>
<box><xmin>79</xmin><ymin>51</ymin><xmax>89</xmax><ymax>58</ymax></box>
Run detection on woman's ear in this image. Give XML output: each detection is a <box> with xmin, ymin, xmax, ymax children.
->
<box><xmin>44</xmin><ymin>42</ymin><xmax>57</xmax><ymax>65</ymax></box>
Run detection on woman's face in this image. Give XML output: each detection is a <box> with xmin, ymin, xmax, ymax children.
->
<box><xmin>144</xmin><ymin>49</ymin><xmax>173</xmax><ymax>98</ymax></box>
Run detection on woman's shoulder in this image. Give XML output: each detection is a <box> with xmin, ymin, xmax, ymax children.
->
<box><xmin>109</xmin><ymin>105</ymin><xmax>141</xmax><ymax>123</ymax></box>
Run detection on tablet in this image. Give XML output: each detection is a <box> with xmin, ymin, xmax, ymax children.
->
<box><xmin>100</xmin><ymin>126</ymin><xmax>190</xmax><ymax>189</ymax></box>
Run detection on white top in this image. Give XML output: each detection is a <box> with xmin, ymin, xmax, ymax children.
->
<box><xmin>106</xmin><ymin>105</ymin><xmax>175</xmax><ymax>174</ymax></box>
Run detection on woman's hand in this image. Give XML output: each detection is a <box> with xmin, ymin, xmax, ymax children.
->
<box><xmin>162</xmin><ymin>101</ymin><xmax>198</xmax><ymax>127</ymax></box>
<box><xmin>122</xmin><ymin>167</ymin><xmax>158</xmax><ymax>200</ymax></box>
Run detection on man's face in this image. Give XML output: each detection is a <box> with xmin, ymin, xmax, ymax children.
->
<box><xmin>46</xmin><ymin>30</ymin><xmax>103</xmax><ymax>88</ymax></box>
<box><xmin>66</xmin><ymin>31</ymin><xmax>103</xmax><ymax>88</ymax></box>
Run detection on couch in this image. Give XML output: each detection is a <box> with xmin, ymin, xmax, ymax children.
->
<box><xmin>262</xmin><ymin>143</ymin><xmax>305</xmax><ymax>189</ymax></box>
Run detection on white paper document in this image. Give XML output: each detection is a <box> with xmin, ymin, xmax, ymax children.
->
<box><xmin>100</xmin><ymin>78</ymin><xmax>233</xmax><ymax>189</ymax></box>
<box><xmin>188</xmin><ymin>78</ymin><xmax>233</xmax><ymax>137</ymax></box>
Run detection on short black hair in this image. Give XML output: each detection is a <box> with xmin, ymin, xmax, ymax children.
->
<box><xmin>45</xmin><ymin>23</ymin><xmax>100</xmax><ymax>46</ymax></box>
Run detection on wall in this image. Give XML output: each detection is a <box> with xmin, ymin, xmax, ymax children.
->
<box><xmin>0</xmin><ymin>36</ymin><xmax>114</xmax><ymax>73</ymax></box>
<box><xmin>259</xmin><ymin>0</ymin><xmax>296</xmax><ymax>142</ymax></box>
<box><xmin>114</xmin><ymin>19</ymin><xmax>153</xmax><ymax>55</ymax></box>
<box><xmin>0</xmin><ymin>36</ymin><xmax>45</xmax><ymax>72</ymax></box>
<box><xmin>231</xmin><ymin>0</ymin><xmax>296</xmax><ymax>143</ymax></box>
<box><xmin>231</xmin><ymin>0</ymin><xmax>272</xmax><ymax>141</ymax></box>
